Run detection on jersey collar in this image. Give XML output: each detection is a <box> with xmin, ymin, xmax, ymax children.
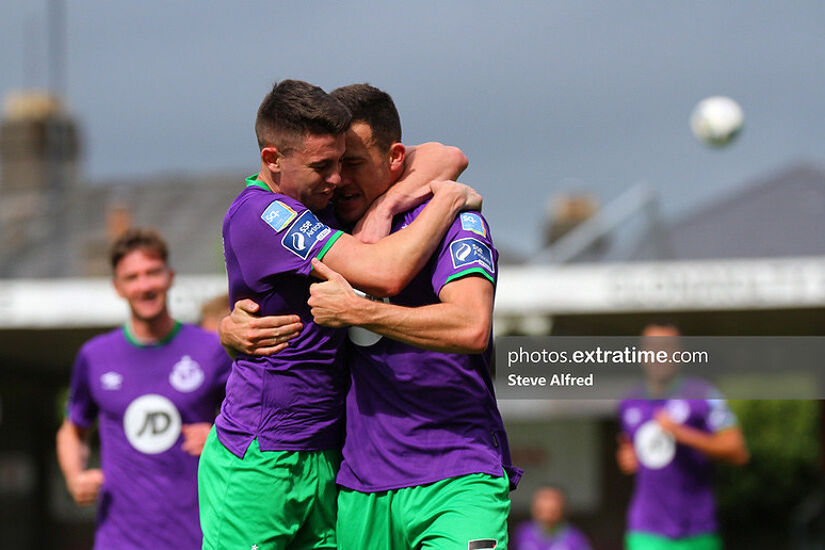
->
<box><xmin>123</xmin><ymin>320</ymin><xmax>182</xmax><ymax>348</ymax></box>
<box><xmin>245</xmin><ymin>174</ymin><xmax>271</xmax><ymax>192</ymax></box>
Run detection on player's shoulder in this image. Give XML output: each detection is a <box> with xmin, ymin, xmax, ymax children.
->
<box><xmin>512</xmin><ymin>519</ymin><xmax>536</xmax><ymax>538</ymax></box>
<box><xmin>399</xmin><ymin>200</ymin><xmax>430</xmax><ymax>224</ymax></box>
<box><xmin>566</xmin><ymin>522</ymin><xmax>591</xmax><ymax>541</ymax></box>
<box><xmin>456</xmin><ymin>210</ymin><xmax>491</xmax><ymax>237</ymax></box>
<box><xmin>176</xmin><ymin>323</ymin><xmax>223</xmax><ymax>349</ymax></box>
<box><xmin>401</xmin><ymin>202</ymin><xmax>491</xmax><ymax>229</ymax></box>
<box><xmin>227</xmin><ymin>183</ymin><xmax>304</xmax><ymax>218</ymax></box>
<box><xmin>679</xmin><ymin>377</ymin><xmax>725</xmax><ymax>401</ymax></box>
<box><xmin>78</xmin><ymin>326</ymin><xmax>127</xmax><ymax>358</ymax></box>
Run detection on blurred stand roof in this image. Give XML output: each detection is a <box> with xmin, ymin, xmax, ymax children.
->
<box><xmin>627</xmin><ymin>163</ymin><xmax>825</xmax><ymax>261</ymax></box>
<box><xmin>537</xmin><ymin>162</ymin><xmax>825</xmax><ymax>264</ymax></box>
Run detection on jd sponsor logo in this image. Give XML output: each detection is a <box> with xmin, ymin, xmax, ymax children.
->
<box><xmin>634</xmin><ymin>420</ymin><xmax>676</xmax><ymax>469</ymax></box>
<box><xmin>123</xmin><ymin>394</ymin><xmax>182</xmax><ymax>454</ymax></box>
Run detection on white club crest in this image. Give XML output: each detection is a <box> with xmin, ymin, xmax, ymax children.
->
<box><xmin>623</xmin><ymin>407</ymin><xmax>642</xmax><ymax>427</ymax></box>
<box><xmin>169</xmin><ymin>355</ymin><xmax>205</xmax><ymax>393</ymax></box>
<box><xmin>665</xmin><ymin>399</ymin><xmax>690</xmax><ymax>424</ymax></box>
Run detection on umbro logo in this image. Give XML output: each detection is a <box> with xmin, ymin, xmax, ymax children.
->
<box><xmin>101</xmin><ymin>371</ymin><xmax>122</xmax><ymax>390</ymax></box>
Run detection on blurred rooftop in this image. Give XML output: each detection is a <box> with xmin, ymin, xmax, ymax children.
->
<box><xmin>539</xmin><ymin>162</ymin><xmax>825</xmax><ymax>264</ymax></box>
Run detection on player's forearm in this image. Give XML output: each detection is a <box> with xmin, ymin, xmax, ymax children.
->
<box><xmin>671</xmin><ymin>425</ymin><xmax>749</xmax><ymax>465</ymax></box>
<box><xmin>381</xmin><ymin>143</ymin><xmax>468</xmax><ymax>215</ymax></box>
<box><xmin>56</xmin><ymin>420</ymin><xmax>90</xmax><ymax>481</ymax></box>
<box><xmin>349</xmin><ymin>298</ymin><xmax>489</xmax><ymax>354</ymax></box>
<box><xmin>326</xmin><ymin>189</ymin><xmax>464</xmax><ymax>296</ymax></box>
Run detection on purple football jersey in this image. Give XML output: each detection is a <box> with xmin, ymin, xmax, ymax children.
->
<box><xmin>618</xmin><ymin>378</ymin><xmax>737</xmax><ymax>538</ymax></box>
<box><xmin>67</xmin><ymin>323</ymin><xmax>231</xmax><ymax>550</ymax></box>
<box><xmin>216</xmin><ymin>178</ymin><xmax>349</xmax><ymax>456</ymax></box>
<box><xmin>337</xmin><ymin>206</ymin><xmax>522</xmax><ymax>492</ymax></box>
<box><xmin>513</xmin><ymin>522</ymin><xmax>593</xmax><ymax>550</ymax></box>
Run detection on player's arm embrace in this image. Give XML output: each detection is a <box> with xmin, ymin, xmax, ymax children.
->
<box><xmin>219</xmin><ymin>299</ymin><xmax>304</xmax><ymax>357</ymax></box>
<box><xmin>308</xmin><ymin>259</ymin><xmax>493</xmax><ymax>354</ymax></box>
<box><xmin>320</xmin><ymin>179</ymin><xmax>481</xmax><ymax>297</ymax></box>
<box><xmin>353</xmin><ymin>143</ymin><xmax>469</xmax><ymax>243</ymax></box>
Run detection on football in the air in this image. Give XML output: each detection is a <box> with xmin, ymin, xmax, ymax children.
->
<box><xmin>690</xmin><ymin>96</ymin><xmax>744</xmax><ymax>147</ymax></box>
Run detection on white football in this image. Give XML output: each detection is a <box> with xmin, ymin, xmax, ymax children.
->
<box><xmin>690</xmin><ymin>96</ymin><xmax>744</xmax><ymax>147</ymax></box>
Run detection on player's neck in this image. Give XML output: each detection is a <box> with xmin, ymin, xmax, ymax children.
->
<box><xmin>257</xmin><ymin>170</ymin><xmax>277</xmax><ymax>192</ymax></box>
<box><xmin>539</xmin><ymin>520</ymin><xmax>564</xmax><ymax>535</ymax></box>
<box><xmin>129</xmin><ymin>312</ymin><xmax>176</xmax><ymax>343</ymax></box>
<box><xmin>646</xmin><ymin>375</ymin><xmax>682</xmax><ymax>397</ymax></box>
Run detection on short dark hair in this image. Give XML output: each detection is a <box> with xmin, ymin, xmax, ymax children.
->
<box><xmin>109</xmin><ymin>227</ymin><xmax>169</xmax><ymax>271</ymax></box>
<box><xmin>331</xmin><ymin>83</ymin><xmax>401</xmax><ymax>153</ymax></box>
<box><xmin>255</xmin><ymin>79</ymin><xmax>351</xmax><ymax>153</ymax></box>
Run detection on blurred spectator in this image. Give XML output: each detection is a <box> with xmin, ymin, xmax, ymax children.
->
<box><xmin>513</xmin><ymin>484</ymin><xmax>592</xmax><ymax>550</ymax></box>
<box><xmin>199</xmin><ymin>292</ymin><xmax>230</xmax><ymax>334</ymax></box>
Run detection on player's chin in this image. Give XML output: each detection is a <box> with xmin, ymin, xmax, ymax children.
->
<box><xmin>333</xmin><ymin>201</ymin><xmax>365</xmax><ymax>225</ymax></box>
<box><xmin>131</xmin><ymin>301</ymin><xmax>166</xmax><ymax>323</ymax></box>
<box><xmin>309</xmin><ymin>194</ymin><xmax>333</xmax><ymax>211</ymax></box>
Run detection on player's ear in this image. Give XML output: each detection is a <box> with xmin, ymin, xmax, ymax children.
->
<box><xmin>261</xmin><ymin>146</ymin><xmax>282</xmax><ymax>173</ymax></box>
<box><xmin>387</xmin><ymin>142</ymin><xmax>405</xmax><ymax>176</ymax></box>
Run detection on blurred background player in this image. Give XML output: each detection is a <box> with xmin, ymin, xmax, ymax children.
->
<box><xmin>199</xmin><ymin>292</ymin><xmax>231</xmax><ymax>334</ymax></box>
<box><xmin>55</xmin><ymin>227</ymin><xmax>232</xmax><ymax>549</ymax></box>
<box><xmin>616</xmin><ymin>322</ymin><xmax>749</xmax><ymax>550</ymax></box>
<box><xmin>512</xmin><ymin>484</ymin><xmax>592</xmax><ymax>550</ymax></box>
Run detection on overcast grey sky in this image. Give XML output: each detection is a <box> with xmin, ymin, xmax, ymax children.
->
<box><xmin>2</xmin><ymin>1</ymin><xmax>824</xmax><ymax>253</ymax></box>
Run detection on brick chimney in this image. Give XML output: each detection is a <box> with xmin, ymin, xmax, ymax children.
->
<box><xmin>0</xmin><ymin>91</ymin><xmax>81</xmax><ymax>276</ymax></box>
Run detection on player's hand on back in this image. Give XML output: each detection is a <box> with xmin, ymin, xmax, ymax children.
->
<box><xmin>67</xmin><ymin>468</ymin><xmax>104</xmax><ymax>506</ymax></box>
<box><xmin>219</xmin><ymin>299</ymin><xmax>303</xmax><ymax>356</ymax></box>
<box><xmin>308</xmin><ymin>259</ymin><xmax>361</xmax><ymax>328</ymax></box>
<box><xmin>430</xmin><ymin>180</ymin><xmax>483</xmax><ymax>213</ymax></box>
<box><xmin>181</xmin><ymin>422</ymin><xmax>212</xmax><ymax>456</ymax></box>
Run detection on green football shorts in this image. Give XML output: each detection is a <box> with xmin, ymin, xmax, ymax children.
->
<box><xmin>337</xmin><ymin>472</ymin><xmax>510</xmax><ymax>549</ymax></box>
<box><xmin>626</xmin><ymin>531</ymin><xmax>723</xmax><ymax>550</ymax></box>
<box><xmin>198</xmin><ymin>427</ymin><xmax>340</xmax><ymax>550</ymax></box>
